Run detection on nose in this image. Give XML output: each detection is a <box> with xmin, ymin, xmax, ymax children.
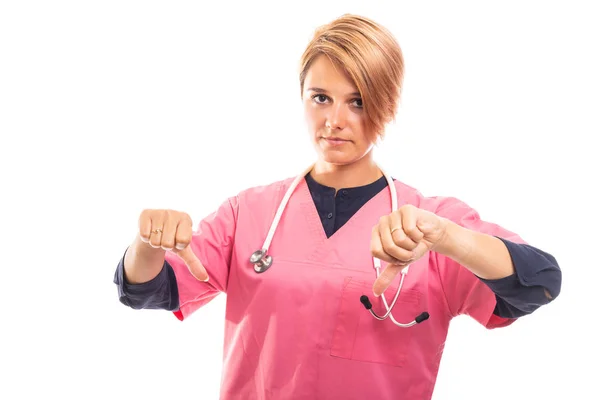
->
<box><xmin>325</xmin><ymin>104</ymin><xmax>347</xmax><ymax>131</ymax></box>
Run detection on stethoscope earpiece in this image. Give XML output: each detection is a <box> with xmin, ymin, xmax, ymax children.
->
<box><xmin>360</xmin><ymin>293</ymin><xmax>430</xmax><ymax>327</ymax></box>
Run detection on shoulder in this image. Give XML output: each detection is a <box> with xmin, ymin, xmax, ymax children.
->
<box><xmin>392</xmin><ymin>179</ymin><xmax>478</xmax><ymax>219</ymax></box>
<box><xmin>236</xmin><ymin>175</ymin><xmax>296</xmax><ymax>200</ymax></box>
<box><xmin>205</xmin><ymin>176</ymin><xmax>296</xmax><ymax>228</ymax></box>
<box><xmin>229</xmin><ymin>175</ymin><xmax>298</xmax><ymax>211</ymax></box>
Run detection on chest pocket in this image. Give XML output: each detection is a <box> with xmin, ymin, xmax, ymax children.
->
<box><xmin>330</xmin><ymin>276</ymin><xmax>422</xmax><ymax>368</ymax></box>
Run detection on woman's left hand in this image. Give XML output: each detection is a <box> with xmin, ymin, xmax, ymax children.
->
<box><xmin>370</xmin><ymin>204</ymin><xmax>449</xmax><ymax>296</ymax></box>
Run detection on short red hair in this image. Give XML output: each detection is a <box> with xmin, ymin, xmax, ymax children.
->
<box><xmin>299</xmin><ymin>14</ymin><xmax>404</xmax><ymax>138</ymax></box>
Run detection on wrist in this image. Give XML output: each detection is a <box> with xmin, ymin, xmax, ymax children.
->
<box><xmin>434</xmin><ymin>220</ymin><xmax>473</xmax><ymax>262</ymax></box>
<box><xmin>124</xmin><ymin>236</ymin><xmax>167</xmax><ymax>284</ymax></box>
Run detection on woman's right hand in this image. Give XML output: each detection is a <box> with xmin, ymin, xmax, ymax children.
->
<box><xmin>137</xmin><ymin>209</ymin><xmax>209</xmax><ymax>282</ymax></box>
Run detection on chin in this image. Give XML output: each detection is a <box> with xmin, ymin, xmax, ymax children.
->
<box><xmin>319</xmin><ymin>151</ymin><xmax>361</xmax><ymax>166</ymax></box>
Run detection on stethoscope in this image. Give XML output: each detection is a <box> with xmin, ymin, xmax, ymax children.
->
<box><xmin>250</xmin><ymin>164</ymin><xmax>429</xmax><ymax>328</ymax></box>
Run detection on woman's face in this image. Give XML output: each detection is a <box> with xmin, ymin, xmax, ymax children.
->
<box><xmin>302</xmin><ymin>55</ymin><xmax>376</xmax><ymax>166</ymax></box>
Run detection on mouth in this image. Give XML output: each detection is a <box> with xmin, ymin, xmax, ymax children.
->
<box><xmin>322</xmin><ymin>137</ymin><xmax>351</xmax><ymax>146</ymax></box>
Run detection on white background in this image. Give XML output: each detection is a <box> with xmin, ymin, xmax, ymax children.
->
<box><xmin>1</xmin><ymin>1</ymin><xmax>598</xmax><ymax>399</ymax></box>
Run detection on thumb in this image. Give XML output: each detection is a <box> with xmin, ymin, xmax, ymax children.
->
<box><xmin>372</xmin><ymin>263</ymin><xmax>405</xmax><ymax>297</ymax></box>
<box><xmin>416</xmin><ymin>215</ymin><xmax>439</xmax><ymax>235</ymax></box>
<box><xmin>411</xmin><ymin>240</ymin><xmax>430</xmax><ymax>259</ymax></box>
<box><xmin>176</xmin><ymin>246</ymin><xmax>209</xmax><ymax>282</ymax></box>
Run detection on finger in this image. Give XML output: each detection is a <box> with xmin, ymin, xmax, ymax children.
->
<box><xmin>400</xmin><ymin>206</ymin><xmax>424</xmax><ymax>243</ymax></box>
<box><xmin>138</xmin><ymin>210</ymin><xmax>152</xmax><ymax>243</ymax></box>
<box><xmin>372</xmin><ymin>263</ymin><xmax>405</xmax><ymax>297</ymax></box>
<box><xmin>411</xmin><ymin>240</ymin><xmax>430</xmax><ymax>260</ymax></box>
<box><xmin>148</xmin><ymin>215</ymin><xmax>165</xmax><ymax>249</ymax></box>
<box><xmin>174</xmin><ymin>218</ymin><xmax>193</xmax><ymax>251</ymax></box>
<box><xmin>371</xmin><ymin>224</ymin><xmax>398</xmax><ymax>265</ymax></box>
<box><xmin>389</xmin><ymin>211</ymin><xmax>419</xmax><ymax>251</ymax></box>
<box><xmin>148</xmin><ymin>228</ymin><xmax>163</xmax><ymax>248</ymax></box>
<box><xmin>379</xmin><ymin>216</ymin><xmax>414</xmax><ymax>263</ymax></box>
<box><xmin>177</xmin><ymin>245</ymin><xmax>209</xmax><ymax>282</ymax></box>
<box><xmin>160</xmin><ymin>214</ymin><xmax>178</xmax><ymax>251</ymax></box>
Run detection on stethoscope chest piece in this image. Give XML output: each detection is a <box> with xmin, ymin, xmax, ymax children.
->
<box><xmin>250</xmin><ymin>249</ymin><xmax>273</xmax><ymax>273</ymax></box>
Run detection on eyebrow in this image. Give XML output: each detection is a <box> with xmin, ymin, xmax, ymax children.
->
<box><xmin>306</xmin><ymin>87</ymin><xmax>361</xmax><ymax>97</ymax></box>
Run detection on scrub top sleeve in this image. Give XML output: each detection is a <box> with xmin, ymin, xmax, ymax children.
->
<box><xmin>165</xmin><ymin>196</ymin><xmax>239</xmax><ymax>321</ymax></box>
<box><xmin>480</xmin><ymin>237</ymin><xmax>562</xmax><ymax>318</ymax></box>
<box><xmin>433</xmin><ymin>197</ymin><xmax>526</xmax><ymax>329</ymax></box>
<box><xmin>113</xmin><ymin>252</ymin><xmax>178</xmax><ymax>311</ymax></box>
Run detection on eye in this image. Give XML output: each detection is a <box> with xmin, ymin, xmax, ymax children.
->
<box><xmin>351</xmin><ymin>98</ymin><xmax>363</xmax><ymax>108</ymax></box>
<box><xmin>312</xmin><ymin>94</ymin><xmax>329</xmax><ymax>104</ymax></box>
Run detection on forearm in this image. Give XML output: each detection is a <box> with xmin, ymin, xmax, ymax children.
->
<box><xmin>436</xmin><ymin>220</ymin><xmax>515</xmax><ymax>280</ymax></box>
<box><xmin>124</xmin><ymin>236</ymin><xmax>167</xmax><ymax>284</ymax></box>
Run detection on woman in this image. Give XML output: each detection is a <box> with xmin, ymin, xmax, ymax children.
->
<box><xmin>114</xmin><ymin>14</ymin><xmax>561</xmax><ymax>399</ymax></box>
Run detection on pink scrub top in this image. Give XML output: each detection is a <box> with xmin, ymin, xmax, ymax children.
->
<box><xmin>164</xmin><ymin>176</ymin><xmax>523</xmax><ymax>399</ymax></box>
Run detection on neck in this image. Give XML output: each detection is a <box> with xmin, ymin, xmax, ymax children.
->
<box><xmin>310</xmin><ymin>154</ymin><xmax>382</xmax><ymax>190</ymax></box>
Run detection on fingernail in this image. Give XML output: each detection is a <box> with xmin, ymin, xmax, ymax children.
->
<box><xmin>175</xmin><ymin>243</ymin><xmax>186</xmax><ymax>250</ymax></box>
<box><xmin>161</xmin><ymin>246</ymin><xmax>173</xmax><ymax>251</ymax></box>
<box><xmin>202</xmin><ymin>275</ymin><xmax>209</xmax><ymax>282</ymax></box>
